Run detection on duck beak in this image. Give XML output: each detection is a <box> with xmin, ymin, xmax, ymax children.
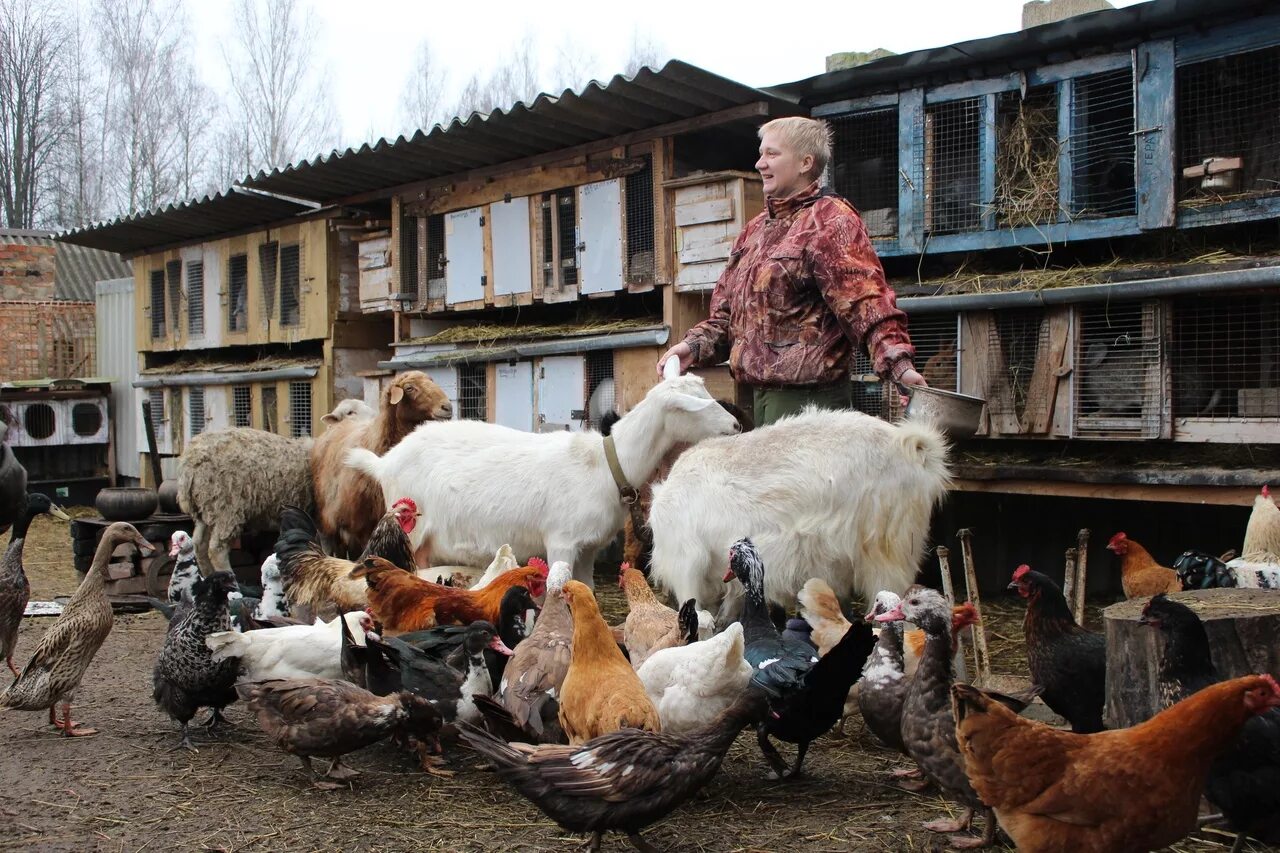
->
<box><xmin>488</xmin><ymin>637</ymin><xmax>514</xmax><ymax>656</ymax></box>
<box><xmin>49</xmin><ymin>504</ymin><xmax>71</xmax><ymax>522</ymax></box>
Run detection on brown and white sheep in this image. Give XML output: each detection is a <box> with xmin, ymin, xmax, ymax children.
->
<box><xmin>177</xmin><ymin>428</ymin><xmax>315</xmax><ymax>574</ymax></box>
<box><xmin>310</xmin><ymin>371</ymin><xmax>452</xmax><ymax>557</ymax></box>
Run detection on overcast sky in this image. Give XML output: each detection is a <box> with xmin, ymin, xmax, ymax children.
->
<box><xmin>188</xmin><ymin>0</ymin><xmax>1148</xmax><ymax>152</ymax></box>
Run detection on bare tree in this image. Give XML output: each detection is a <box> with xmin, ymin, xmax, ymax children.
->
<box><xmin>0</xmin><ymin>0</ymin><xmax>66</xmax><ymax>228</ymax></box>
<box><xmin>400</xmin><ymin>40</ymin><xmax>449</xmax><ymax>134</ymax></box>
<box><xmin>548</xmin><ymin>36</ymin><xmax>598</xmax><ymax>95</ymax></box>
<box><xmin>49</xmin><ymin>11</ymin><xmax>109</xmax><ymax>228</ymax></box>
<box><xmin>170</xmin><ymin>66</ymin><xmax>219</xmax><ymax>200</ymax></box>
<box><xmin>449</xmin><ymin>32</ymin><xmax>544</xmax><ymax>121</ymax></box>
<box><xmin>623</xmin><ymin>28</ymin><xmax>668</xmax><ymax>77</ymax></box>
<box><xmin>225</xmin><ymin>0</ymin><xmax>338</xmax><ymax>173</ymax></box>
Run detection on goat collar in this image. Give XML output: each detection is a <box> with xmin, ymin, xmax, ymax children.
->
<box><xmin>602</xmin><ymin>435</ymin><xmax>639</xmax><ymax>506</ymax></box>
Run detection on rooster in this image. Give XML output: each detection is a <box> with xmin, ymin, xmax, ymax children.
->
<box><xmin>1243</xmin><ymin>484</ymin><xmax>1280</xmax><ymax>563</ymax></box>
<box><xmin>1140</xmin><ymin>594</ymin><xmax>1280</xmax><ymax>850</ymax></box>
<box><xmin>350</xmin><ymin>555</ymin><xmax>548</xmax><ymax>635</ymax></box>
<box><xmin>1009</xmin><ymin>565</ymin><xmax>1106</xmax><ymax>733</ymax></box>
<box><xmin>275</xmin><ymin>499</ymin><xmax>418</xmax><ymax>616</ymax></box>
<box><xmin>1106</xmin><ymin>532</ymin><xmax>1182</xmax><ymax>598</ymax></box>
<box><xmin>953</xmin><ymin>674</ymin><xmax>1280</xmax><ymax>853</ymax></box>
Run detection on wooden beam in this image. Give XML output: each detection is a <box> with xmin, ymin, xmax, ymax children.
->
<box><xmin>950</xmin><ymin>478</ymin><xmax>1258</xmax><ymax>507</ymax></box>
<box><xmin>1136</xmin><ymin>39</ymin><xmax>1176</xmax><ymax>231</ymax></box>
<box><xmin>338</xmin><ymin>101</ymin><xmax>783</xmax><ymax>207</ymax></box>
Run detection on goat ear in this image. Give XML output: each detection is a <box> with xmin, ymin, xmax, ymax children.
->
<box><xmin>669</xmin><ymin>394</ymin><xmax>717</xmax><ymax>413</ymax></box>
<box><xmin>388</xmin><ymin>384</ymin><xmax>404</xmax><ymax>405</ymax></box>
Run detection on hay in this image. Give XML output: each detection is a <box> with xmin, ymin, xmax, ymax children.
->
<box><xmin>994</xmin><ymin>91</ymin><xmax>1062</xmax><ymax>230</ymax></box>
<box><xmin>406</xmin><ymin>318</ymin><xmax>658</xmax><ymax>348</ymax></box>
<box><xmin>139</xmin><ymin>355</ymin><xmax>320</xmax><ymax>376</ymax></box>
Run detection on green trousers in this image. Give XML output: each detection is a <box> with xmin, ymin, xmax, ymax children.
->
<box><xmin>752</xmin><ymin>381</ymin><xmax>851</xmax><ymax>426</ymax></box>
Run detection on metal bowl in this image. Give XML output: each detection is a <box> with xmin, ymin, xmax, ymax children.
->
<box><xmin>903</xmin><ymin>386</ymin><xmax>986</xmax><ymax>439</ymax></box>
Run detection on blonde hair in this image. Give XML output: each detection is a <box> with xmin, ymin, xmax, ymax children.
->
<box><xmin>758</xmin><ymin>117</ymin><xmax>833</xmax><ymax>178</ymax></box>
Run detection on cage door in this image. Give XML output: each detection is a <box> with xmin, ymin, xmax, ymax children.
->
<box><xmin>423</xmin><ymin>367</ymin><xmax>460</xmax><ymax>419</ymax></box>
<box><xmin>445</xmin><ymin>207</ymin><xmax>485</xmax><ymax>305</ymax></box>
<box><xmin>1074</xmin><ymin>300</ymin><xmax>1165</xmax><ymax>439</ymax></box>
<box><xmin>536</xmin><ymin>355</ymin><xmax>586</xmax><ymax>432</ymax></box>
<box><xmin>491</xmin><ymin>196</ymin><xmax>533</xmax><ymax>297</ymax></box>
<box><xmin>495</xmin><ymin>361</ymin><xmax>535</xmax><ymax>432</ymax></box>
<box><xmin>577</xmin><ymin>179</ymin><xmax>624</xmax><ymax>295</ymax></box>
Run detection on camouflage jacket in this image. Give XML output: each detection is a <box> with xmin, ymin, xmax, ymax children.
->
<box><xmin>682</xmin><ymin>181</ymin><xmax>915</xmax><ymax>387</ymax></box>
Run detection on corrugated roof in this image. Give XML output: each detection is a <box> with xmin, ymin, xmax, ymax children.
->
<box><xmin>57</xmin><ymin>61</ymin><xmax>786</xmax><ymax>256</ymax></box>
<box><xmin>0</xmin><ymin>228</ymin><xmax>132</xmax><ymax>301</ymax></box>
<box><xmin>768</xmin><ymin>0</ymin><xmax>1270</xmax><ymax>104</ymax></box>
<box><xmin>55</xmin><ymin>188</ymin><xmax>319</xmax><ymax>256</ymax></box>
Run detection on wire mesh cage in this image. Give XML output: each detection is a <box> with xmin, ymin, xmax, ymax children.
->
<box><xmin>424</xmin><ymin>214</ymin><xmax>446</xmax><ymax>303</ymax></box>
<box><xmin>279</xmin><ymin>243</ymin><xmax>301</xmax><ymax>327</ymax></box>
<box><xmin>625</xmin><ymin>156</ymin><xmax>655</xmax><ymax>286</ymax></box>
<box><xmin>1074</xmin><ymin>301</ymin><xmax>1162</xmax><ymax>438</ymax></box>
<box><xmin>188</xmin><ymin>387</ymin><xmax>206</xmax><ymax>438</ymax></box>
<box><xmin>258</xmin><ymin>242</ymin><xmax>278</xmax><ymax>325</ymax></box>
<box><xmin>830</xmin><ymin>108</ymin><xmax>899</xmax><ymax>237</ymax></box>
<box><xmin>288</xmin><ymin>381</ymin><xmax>311</xmax><ymax>438</ymax></box>
<box><xmin>458</xmin><ymin>363</ymin><xmax>487</xmax><ymax>421</ymax></box>
<box><xmin>1171</xmin><ymin>294</ymin><xmax>1280</xmax><ymax>420</ymax></box>
<box><xmin>558</xmin><ymin>190</ymin><xmax>579</xmax><ymax>286</ymax></box>
<box><xmin>186</xmin><ymin>260</ymin><xmax>204</xmax><ymax>336</ymax></box>
<box><xmin>166</xmin><ymin>260</ymin><xmax>182</xmax><ymax>333</ymax></box>
<box><xmin>1177</xmin><ymin>45</ymin><xmax>1280</xmax><ymax>203</ymax></box>
<box><xmin>924</xmin><ymin>98</ymin><xmax>983</xmax><ymax>234</ymax></box>
<box><xmin>399</xmin><ymin>207</ymin><xmax>419</xmax><ymax>301</ymax></box>
<box><xmin>148</xmin><ymin>388</ymin><xmax>165</xmax><ymax>434</ymax></box>
<box><xmin>995</xmin><ymin>85</ymin><xmax>1061</xmax><ymax>228</ymax></box>
<box><xmin>168</xmin><ymin>388</ymin><xmax>184</xmax><ymax>447</ymax></box>
<box><xmin>583</xmin><ymin>350</ymin><xmax>615</xmax><ymax>430</ymax></box>
<box><xmin>228</xmin><ymin>254</ymin><xmax>249</xmax><ymax>332</ymax></box>
<box><xmin>985</xmin><ymin>309</ymin><xmax>1050</xmax><ymax>423</ymax></box>
<box><xmin>849</xmin><ymin>347</ymin><xmax>890</xmax><ymax>420</ymax></box>
<box><xmin>1070</xmin><ymin>69</ymin><xmax>1136</xmax><ymax>217</ymax></box>
<box><xmin>261</xmin><ymin>385</ymin><xmax>278</xmax><ymax>434</ymax></box>
<box><xmin>869</xmin><ymin>313</ymin><xmax>961</xmax><ymax>422</ymax></box>
<box><xmin>149</xmin><ymin>270</ymin><xmax>166</xmax><ymax>339</ymax></box>
<box><xmin>232</xmin><ymin>385</ymin><xmax>251</xmax><ymax>428</ymax></box>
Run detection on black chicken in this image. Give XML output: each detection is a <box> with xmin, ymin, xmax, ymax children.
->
<box><xmin>459</xmin><ymin>688</ymin><xmax>768</xmax><ymax>853</ymax></box>
<box><xmin>1141</xmin><ymin>594</ymin><xmax>1280</xmax><ymax>850</ymax></box>
<box><xmin>152</xmin><ymin>570</ymin><xmax>241</xmax><ymax>750</ymax></box>
<box><xmin>724</xmin><ymin>538</ymin><xmax>874</xmax><ymax>779</ymax></box>
<box><xmin>1009</xmin><ymin>564</ymin><xmax>1106</xmax><ymax>733</ymax></box>
<box><xmin>397</xmin><ymin>585</ymin><xmax>537</xmax><ymax>688</ymax></box>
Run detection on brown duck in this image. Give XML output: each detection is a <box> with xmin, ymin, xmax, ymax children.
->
<box><xmin>1</xmin><ymin>522</ymin><xmax>153</xmax><ymax>735</ymax></box>
<box><xmin>1</xmin><ymin>493</ymin><xmax>70</xmax><ymax>676</ymax></box>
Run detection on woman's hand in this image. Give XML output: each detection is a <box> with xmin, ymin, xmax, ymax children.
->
<box><xmin>657</xmin><ymin>342</ymin><xmax>694</xmax><ymax>378</ymax></box>
<box><xmin>897</xmin><ymin>367</ymin><xmax>927</xmax><ymax>407</ymax></box>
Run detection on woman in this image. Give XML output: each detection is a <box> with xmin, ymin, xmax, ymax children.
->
<box><xmin>657</xmin><ymin>117</ymin><xmax>926</xmax><ymax>425</ymax></box>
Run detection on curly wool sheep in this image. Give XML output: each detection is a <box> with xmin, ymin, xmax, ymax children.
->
<box><xmin>178</xmin><ymin>428</ymin><xmax>315</xmax><ymax>573</ymax></box>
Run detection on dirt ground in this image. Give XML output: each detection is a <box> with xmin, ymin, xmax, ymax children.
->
<box><xmin>0</xmin><ymin>512</ymin><xmax>1271</xmax><ymax>852</ymax></box>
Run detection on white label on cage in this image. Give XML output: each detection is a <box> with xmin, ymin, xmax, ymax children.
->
<box><xmin>577</xmin><ymin>179</ymin><xmax>623</xmax><ymax>295</ymax></box>
<box><xmin>536</xmin><ymin>356</ymin><xmax>585</xmax><ymax>433</ymax></box>
<box><xmin>495</xmin><ymin>361</ymin><xmax>535</xmax><ymax>432</ymax></box>
<box><xmin>491</xmin><ymin>197</ymin><xmax>533</xmax><ymax>296</ymax></box>
<box><xmin>445</xmin><ymin>207</ymin><xmax>485</xmax><ymax>304</ymax></box>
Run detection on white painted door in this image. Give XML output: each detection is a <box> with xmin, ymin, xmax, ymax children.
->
<box><xmin>494</xmin><ymin>361</ymin><xmax>534</xmax><ymax>431</ymax></box>
<box><xmin>424</xmin><ymin>367</ymin><xmax>460</xmax><ymax>419</ymax></box>
<box><xmin>577</xmin><ymin>179</ymin><xmax>624</xmax><ymax>294</ymax></box>
<box><xmin>445</xmin><ymin>207</ymin><xmax>485</xmax><ymax>304</ymax></box>
<box><xmin>490</xmin><ymin>196</ymin><xmax>533</xmax><ymax>296</ymax></box>
<box><xmin>536</xmin><ymin>356</ymin><xmax>585</xmax><ymax>432</ymax></box>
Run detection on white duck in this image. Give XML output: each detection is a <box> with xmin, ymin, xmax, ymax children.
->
<box><xmin>205</xmin><ymin>611</ymin><xmax>371</xmax><ymax>681</ymax></box>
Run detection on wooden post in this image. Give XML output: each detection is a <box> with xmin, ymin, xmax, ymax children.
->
<box><xmin>935</xmin><ymin>546</ymin><xmax>967</xmax><ymax>684</ymax></box>
<box><xmin>1075</xmin><ymin>529</ymin><xmax>1090</xmax><ymax>624</ymax></box>
<box><xmin>957</xmin><ymin>529</ymin><xmax>990</xmax><ymax>683</ymax></box>
<box><xmin>1103</xmin><ymin>589</ymin><xmax>1280</xmax><ymax>728</ymax></box>
<box><xmin>1063</xmin><ymin>547</ymin><xmax>1078</xmax><ymax>613</ymax></box>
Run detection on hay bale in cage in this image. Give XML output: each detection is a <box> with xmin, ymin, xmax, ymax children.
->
<box><xmin>995</xmin><ymin>93</ymin><xmax>1062</xmax><ymax>229</ymax></box>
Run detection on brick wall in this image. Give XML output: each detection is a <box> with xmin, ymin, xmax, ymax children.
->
<box><xmin>0</xmin><ymin>301</ymin><xmax>96</xmax><ymax>380</ymax></box>
<box><xmin>0</xmin><ymin>242</ymin><xmax>56</xmax><ymax>300</ymax></box>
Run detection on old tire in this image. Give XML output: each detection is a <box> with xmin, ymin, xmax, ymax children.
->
<box><xmin>146</xmin><ymin>553</ymin><xmax>176</xmax><ymax>599</ymax></box>
<box><xmin>96</xmin><ymin>487</ymin><xmax>158</xmax><ymax>522</ymax></box>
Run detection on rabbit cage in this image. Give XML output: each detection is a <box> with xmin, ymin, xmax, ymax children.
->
<box><xmin>1</xmin><ymin>378</ymin><xmax>113</xmax><ymax>505</ymax></box>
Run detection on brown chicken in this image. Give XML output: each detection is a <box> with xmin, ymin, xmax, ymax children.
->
<box><xmin>558</xmin><ymin>579</ymin><xmax>660</xmax><ymax>745</ymax></box>
<box><xmin>953</xmin><ymin>674</ymin><xmax>1280</xmax><ymax>853</ymax></box>
<box><xmin>619</xmin><ymin>564</ymin><xmax>688</xmax><ymax>668</ymax></box>
<box><xmin>350</xmin><ymin>556</ymin><xmax>548</xmax><ymax>635</ymax></box>
<box><xmin>1106</xmin><ymin>532</ymin><xmax>1182</xmax><ymax>598</ymax></box>
<box><xmin>1243</xmin><ymin>484</ymin><xmax>1280</xmax><ymax>563</ymax></box>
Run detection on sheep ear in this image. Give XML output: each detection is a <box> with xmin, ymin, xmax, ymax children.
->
<box><xmin>669</xmin><ymin>394</ymin><xmax>717</xmax><ymax>413</ymax></box>
<box><xmin>388</xmin><ymin>385</ymin><xmax>404</xmax><ymax>405</ymax></box>
<box><xmin>321</xmin><ymin>413</ymin><xmax>338</xmax><ymax>424</ymax></box>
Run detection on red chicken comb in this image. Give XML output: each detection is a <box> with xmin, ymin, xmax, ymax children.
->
<box><xmin>1264</xmin><ymin>673</ymin><xmax>1280</xmax><ymax>696</ymax></box>
<box><xmin>527</xmin><ymin>557</ymin><xmax>548</xmax><ymax>574</ymax></box>
<box><xmin>1108</xmin><ymin>531</ymin><xmax>1127</xmax><ymax>547</ymax></box>
<box><xmin>391</xmin><ymin>497</ymin><xmax>417</xmax><ymax>512</ymax></box>
<box><xmin>1264</xmin><ymin>484</ymin><xmax>1271</xmax><ymax>499</ymax></box>
<box><xmin>1012</xmin><ymin>564</ymin><xmax>1031</xmax><ymax>581</ymax></box>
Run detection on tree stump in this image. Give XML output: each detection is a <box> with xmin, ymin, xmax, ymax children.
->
<box><xmin>1104</xmin><ymin>588</ymin><xmax>1280</xmax><ymax>728</ymax></box>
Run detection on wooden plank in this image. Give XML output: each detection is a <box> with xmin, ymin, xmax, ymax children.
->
<box><xmin>898</xmin><ymin>88</ymin><xmax>924</xmax><ymax>253</ymax></box>
<box><xmin>1026</xmin><ymin>307</ymin><xmax>1071</xmax><ymax>434</ymax></box>
<box><xmin>1052</xmin><ymin>309</ymin><xmax>1075</xmax><ymax>437</ymax></box>
<box><xmin>1174</xmin><ymin>14</ymin><xmax>1280</xmax><ymax>65</ymax></box>
<box><xmin>880</xmin><ymin>214</ymin><xmax>1141</xmax><ymax>257</ymax></box>
<box><xmin>485</xmin><ymin>362</ymin><xmax>497</xmax><ymax>424</ymax></box>
<box><xmin>482</xmin><ymin>204</ymin><xmax>495</xmax><ymax>306</ymax></box>
<box><xmin>679</xmin><ymin>239</ymin><xmax>734</xmax><ymax>265</ymax></box>
<box><xmin>1057</xmin><ymin>78</ymin><xmax>1075</xmax><ymax>221</ymax></box>
<box><xmin>614</xmin><ymin>346</ymin><xmax>662</xmax><ymax>412</ymax></box>
<box><xmin>676</xmin><ymin>260</ymin><xmax>727</xmax><ymax>288</ymax></box>
<box><xmin>959</xmin><ymin>312</ymin><xmax>991</xmax><ymax>436</ymax></box>
<box><xmin>968</xmin><ymin>312</ymin><xmax>1020</xmax><ymax>435</ymax></box>
<box><xmin>1173</xmin><ymin>419</ymin><xmax>1280</xmax><ymax>443</ymax></box>
<box><xmin>662</xmin><ymin>169</ymin><xmax>760</xmax><ymax>189</ymax></box>
<box><xmin>811</xmin><ymin>92</ymin><xmax>899</xmax><ymax>117</ymax></box>
<box><xmin>390</xmin><ymin>196</ymin><xmax>402</xmax><ymax>307</ymax></box>
<box><xmin>980</xmin><ymin>93</ymin><xmax>997</xmax><ymax>231</ymax></box>
<box><xmin>652</xmin><ymin>137</ymin><xmax>674</xmax><ymax>286</ymax></box>
<box><xmin>928</xmin><ymin>73</ymin><xmax>1020</xmax><ymax>103</ymax></box>
<box><xmin>1026</xmin><ymin>51</ymin><xmax>1132</xmax><ymax>87</ymax></box>
<box><xmin>949</xmin><ymin>478</ymin><xmax>1259</xmax><ymax>507</ymax></box>
<box><xmin>529</xmin><ymin>194</ymin><xmax>545</xmax><ymax>301</ymax></box>
<box><xmin>675</xmin><ymin>197</ymin><xmax>734</xmax><ymax>227</ymax></box>
<box><xmin>1136</xmin><ymin>39</ymin><xmax>1176</xmax><ymax>231</ymax></box>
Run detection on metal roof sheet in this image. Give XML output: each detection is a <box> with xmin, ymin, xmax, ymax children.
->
<box><xmin>0</xmin><ymin>228</ymin><xmax>132</xmax><ymax>301</ymax></box>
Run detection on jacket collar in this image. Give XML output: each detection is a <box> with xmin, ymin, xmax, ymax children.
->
<box><xmin>765</xmin><ymin>181</ymin><xmax>822</xmax><ymax>219</ymax></box>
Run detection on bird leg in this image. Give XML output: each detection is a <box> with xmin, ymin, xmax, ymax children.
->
<box><xmin>48</xmin><ymin>706</ymin><xmax>59</xmax><ymax>729</ymax></box>
<box><xmin>948</xmin><ymin>810</ymin><xmax>996</xmax><ymax>850</ymax></box>
<box><xmin>172</xmin><ymin>722</ymin><xmax>198</xmax><ymax>753</ymax></box>
<box><xmin>755</xmin><ymin>725</ymin><xmax>791</xmax><ymax>779</ymax></box>
<box><xmin>202</xmin><ymin>708</ymin><xmax>232</xmax><ymax>730</ymax></box>
<box><xmin>891</xmin><ymin>765</ymin><xmax>924</xmax><ymax>779</ymax></box>
<box><xmin>58</xmin><ymin>702</ymin><xmax>97</xmax><ymax>737</ymax></box>
<box><xmin>580</xmin><ymin>832</ymin><xmax>602</xmax><ymax>852</ymax></box>
<box><xmin>779</xmin><ymin>740</ymin><xmax>810</xmax><ymax>780</ymax></box>
<box><xmin>323</xmin><ymin>758</ymin><xmax>361</xmax><ymax>781</ymax></box>
<box><xmin>626</xmin><ymin>832</ymin><xmax>658</xmax><ymax>853</ymax></box>
<box><xmin>923</xmin><ymin>807</ymin><xmax>972</xmax><ymax>834</ymax></box>
<box><xmin>5</xmin><ymin>657</ymin><xmax>18</xmax><ymax>678</ymax></box>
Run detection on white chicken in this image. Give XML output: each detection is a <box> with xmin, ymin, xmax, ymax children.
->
<box><xmin>414</xmin><ymin>543</ymin><xmax>519</xmax><ymax>589</ymax></box>
<box><xmin>253</xmin><ymin>554</ymin><xmax>287</xmax><ymax>619</ymax></box>
<box><xmin>635</xmin><ymin>622</ymin><xmax>752</xmax><ymax>734</ymax></box>
<box><xmin>1243</xmin><ymin>484</ymin><xmax>1280</xmax><ymax>563</ymax></box>
<box><xmin>205</xmin><ymin>611</ymin><xmax>371</xmax><ymax>681</ymax></box>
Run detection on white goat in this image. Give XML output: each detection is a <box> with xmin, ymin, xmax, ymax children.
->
<box><xmin>648</xmin><ymin>407</ymin><xmax>950</xmax><ymax>624</ymax></box>
<box><xmin>345</xmin><ymin>374</ymin><xmax>741</xmax><ymax>585</ymax></box>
